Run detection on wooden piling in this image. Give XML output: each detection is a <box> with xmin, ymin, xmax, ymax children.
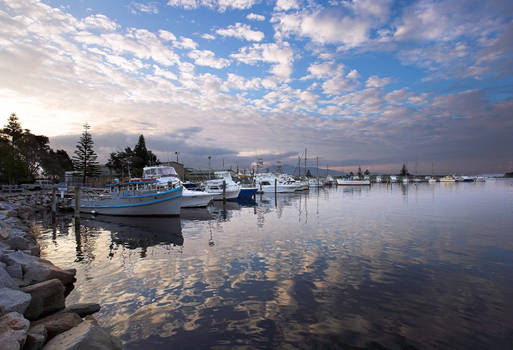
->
<box><xmin>51</xmin><ymin>187</ymin><xmax>57</xmax><ymax>221</ymax></box>
<box><xmin>74</xmin><ymin>186</ymin><xmax>80</xmax><ymax>222</ymax></box>
<box><xmin>222</xmin><ymin>180</ymin><xmax>226</xmax><ymax>203</ymax></box>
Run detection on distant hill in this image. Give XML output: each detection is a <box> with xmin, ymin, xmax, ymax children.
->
<box><xmin>266</xmin><ymin>164</ymin><xmax>346</xmax><ymax>177</ymax></box>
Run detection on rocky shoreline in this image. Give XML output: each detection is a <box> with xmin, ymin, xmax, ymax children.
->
<box><xmin>0</xmin><ymin>191</ymin><xmax>122</xmax><ymax>350</ymax></box>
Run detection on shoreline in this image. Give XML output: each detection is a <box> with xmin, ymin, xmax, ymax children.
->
<box><xmin>0</xmin><ymin>191</ymin><xmax>122</xmax><ymax>350</ymax></box>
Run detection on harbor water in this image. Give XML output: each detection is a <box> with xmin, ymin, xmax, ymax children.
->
<box><xmin>31</xmin><ymin>180</ymin><xmax>513</xmax><ymax>349</ymax></box>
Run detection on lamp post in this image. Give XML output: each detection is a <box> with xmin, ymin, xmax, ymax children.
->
<box><xmin>175</xmin><ymin>151</ymin><xmax>180</xmax><ymax>163</ymax></box>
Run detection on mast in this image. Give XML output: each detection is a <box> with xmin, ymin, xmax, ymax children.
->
<box><xmin>304</xmin><ymin>148</ymin><xmax>307</xmax><ymax>177</ymax></box>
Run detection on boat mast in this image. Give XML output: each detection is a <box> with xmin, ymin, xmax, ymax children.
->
<box><xmin>304</xmin><ymin>148</ymin><xmax>307</xmax><ymax>177</ymax></box>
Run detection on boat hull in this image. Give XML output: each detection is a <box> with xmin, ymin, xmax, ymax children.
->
<box><xmin>336</xmin><ymin>179</ymin><xmax>371</xmax><ymax>186</ymax></box>
<box><xmin>210</xmin><ymin>189</ymin><xmax>240</xmax><ymax>200</ymax></box>
<box><xmin>257</xmin><ymin>184</ymin><xmax>297</xmax><ymax>193</ymax></box>
<box><xmin>182</xmin><ymin>190</ymin><xmax>213</xmax><ymax>208</ymax></box>
<box><xmin>80</xmin><ymin>187</ymin><xmax>182</xmax><ymax>216</ymax></box>
<box><xmin>238</xmin><ymin>188</ymin><xmax>258</xmax><ymax>198</ymax></box>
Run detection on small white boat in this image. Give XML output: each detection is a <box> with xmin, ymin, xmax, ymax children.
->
<box><xmin>402</xmin><ymin>177</ymin><xmax>409</xmax><ymax>184</ymax></box>
<box><xmin>336</xmin><ymin>177</ymin><xmax>371</xmax><ymax>186</ymax></box>
<box><xmin>255</xmin><ymin>173</ymin><xmax>297</xmax><ymax>193</ymax></box>
<box><xmin>440</xmin><ymin>176</ymin><xmax>456</xmax><ymax>182</ymax></box>
<box><xmin>80</xmin><ymin>180</ymin><xmax>182</xmax><ymax>216</ymax></box>
<box><xmin>389</xmin><ymin>176</ymin><xmax>398</xmax><ymax>183</ymax></box>
<box><xmin>475</xmin><ymin>176</ymin><xmax>486</xmax><ymax>182</ymax></box>
<box><xmin>143</xmin><ymin>166</ymin><xmax>213</xmax><ymax>208</ymax></box>
<box><xmin>426</xmin><ymin>176</ymin><xmax>437</xmax><ymax>183</ymax></box>
<box><xmin>204</xmin><ymin>171</ymin><xmax>240</xmax><ymax>200</ymax></box>
<box><xmin>375</xmin><ymin>176</ymin><xmax>382</xmax><ymax>183</ymax></box>
<box><xmin>308</xmin><ymin>178</ymin><xmax>324</xmax><ymax>188</ymax></box>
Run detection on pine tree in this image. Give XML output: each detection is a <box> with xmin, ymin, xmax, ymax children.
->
<box><xmin>400</xmin><ymin>164</ymin><xmax>409</xmax><ymax>176</ymax></box>
<box><xmin>73</xmin><ymin>123</ymin><xmax>100</xmax><ymax>184</ymax></box>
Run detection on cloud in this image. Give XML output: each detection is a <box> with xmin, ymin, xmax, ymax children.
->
<box><xmin>201</xmin><ymin>33</ymin><xmax>216</xmax><ymax>40</ymax></box>
<box><xmin>275</xmin><ymin>0</ymin><xmax>299</xmax><ymax>11</ymax></box>
<box><xmin>366</xmin><ymin>75</ymin><xmax>391</xmax><ymax>87</ymax></box>
<box><xmin>173</xmin><ymin>36</ymin><xmax>198</xmax><ymax>50</ymax></box>
<box><xmin>188</xmin><ymin>49</ymin><xmax>230</xmax><ymax>69</ymax></box>
<box><xmin>129</xmin><ymin>2</ymin><xmax>159</xmax><ymax>14</ymax></box>
<box><xmin>231</xmin><ymin>42</ymin><xmax>294</xmax><ymax>78</ymax></box>
<box><xmin>272</xmin><ymin>1</ymin><xmax>392</xmax><ymax>49</ymax></box>
<box><xmin>78</xmin><ymin>14</ymin><xmax>119</xmax><ymax>32</ymax></box>
<box><xmin>166</xmin><ymin>0</ymin><xmax>259</xmax><ymax>12</ymax></box>
<box><xmin>158</xmin><ymin>30</ymin><xmax>176</xmax><ymax>42</ymax></box>
<box><xmin>216</xmin><ymin>23</ymin><xmax>264</xmax><ymax>42</ymax></box>
<box><xmin>246</xmin><ymin>13</ymin><xmax>265</xmax><ymax>21</ymax></box>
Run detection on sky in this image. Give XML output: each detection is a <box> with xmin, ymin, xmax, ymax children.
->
<box><xmin>1</xmin><ymin>0</ymin><xmax>512</xmax><ymax>174</ymax></box>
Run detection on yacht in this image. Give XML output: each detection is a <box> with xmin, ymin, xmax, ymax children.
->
<box><xmin>389</xmin><ymin>176</ymin><xmax>398</xmax><ymax>183</ymax></box>
<box><xmin>440</xmin><ymin>176</ymin><xmax>456</xmax><ymax>182</ymax></box>
<box><xmin>143</xmin><ymin>166</ymin><xmax>213</xmax><ymax>207</ymax></box>
<box><xmin>203</xmin><ymin>171</ymin><xmax>241</xmax><ymax>200</ymax></box>
<box><xmin>375</xmin><ymin>176</ymin><xmax>382</xmax><ymax>183</ymax></box>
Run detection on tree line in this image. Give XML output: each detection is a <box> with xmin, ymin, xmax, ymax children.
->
<box><xmin>1</xmin><ymin>113</ymin><xmax>160</xmax><ymax>185</ymax></box>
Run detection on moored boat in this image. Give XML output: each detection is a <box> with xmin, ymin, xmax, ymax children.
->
<box><xmin>336</xmin><ymin>177</ymin><xmax>371</xmax><ymax>186</ymax></box>
<box><xmin>80</xmin><ymin>180</ymin><xmax>182</xmax><ymax>216</ymax></box>
<box><xmin>204</xmin><ymin>171</ymin><xmax>241</xmax><ymax>200</ymax></box>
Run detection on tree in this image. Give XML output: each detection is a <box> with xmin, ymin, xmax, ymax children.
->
<box><xmin>107</xmin><ymin>135</ymin><xmax>159</xmax><ymax>178</ymax></box>
<box><xmin>41</xmin><ymin>149</ymin><xmax>73</xmax><ymax>179</ymax></box>
<box><xmin>400</xmin><ymin>164</ymin><xmax>409</xmax><ymax>176</ymax></box>
<box><xmin>357</xmin><ymin>166</ymin><xmax>363</xmax><ymax>178</ymax></box>
<box><xmin>0</xmin><ymin>114</ymin><xmax>30</xmax><ymax>184</ymax></box>
<box><xmin>2</xmin><ymin>113</ymin><xmax>23</xmax><ymax>146</ymax></box>
<box><xmin>73</xmin><ymin>123</ymin><xmax>100</xmax><ymax>184</ymax></box>
<box><xmin>364</xmin><ymin>169</ymin><xmax>370</xmax><ymax>176</ymax></box>
<box><xmin>306</xmin><ymin>169</ymin><xmax>312</xmax><ymax>177</ymax></box>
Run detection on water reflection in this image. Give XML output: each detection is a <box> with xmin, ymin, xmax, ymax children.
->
<box><xmin>31</xmin><ymin>181</ymin><xmax>513</xmax><ymax>350</ymax></box>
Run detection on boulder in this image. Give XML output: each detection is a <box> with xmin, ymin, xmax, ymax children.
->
<box><xmin>0</xmin><ymin>288</ymin><xmax>31</xmax><ymax>316</ymax></box>
<box><xmin>24</xmin><ymin>324</ymin><xmax>47</xmax><ymax>350</ymax></box>
<box><xmin>6</xmin><ymin>263</ymin><xmax>23</xmax><ymax>280</ymax></box>
<box><xmin>61</xmin><ymin>303</ymin><xmax>101</xmax><ymax>317</ymax></box>
<box><xmin>32</xmin><ymin>312</ymin><xmax>82</xmax><ymax>339</ymax></box>
<box><xmin>41</xmin><ymin>319</ymin><xmax>122</xmax><ymax>350</ymax></box>
<box><xmin>2</xmin><ymin>251</ymin><xmax>38</xmax><ymax>268</ymax></box>
<box><xmin>24</xmin><ymin>259</ymin><xmax>76</xmax><ymax>286</ymax></box>
<box><xmin>0</xmin><ymin>312</ymin><xmax>30</xmax><ymax>350</ymax></box>
<box><xmin>22</xmin><ymin>279</ymin><xmax>65</xmax><ymax>321</ymax></box>
<box><xmin>3</xmin><ymin>236</ymin><xmax>40</xmax><ymax>256</ymax></box>
<box><xmin>0</xmin><ymin>265</ymin><xmax>18</xmax><ymax>289</ymax></box>
<box><xmin>0</xmin><ymin>225</ymin><xmax>9</xmax><ymax>240</ymax></box>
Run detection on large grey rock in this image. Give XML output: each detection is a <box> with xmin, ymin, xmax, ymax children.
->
<box><xmin>24</xmin><ymin>324</ymin><xmax>47</xmax><ymax>350</ymax></box>
<box><xmin>32</xmin><ymin>312</ymin><xmax>82</xmax><ymax>339</ymax></box>
<box><xmin>6</xmin><ymin>263</ymin><xmax>23</xmax><ymax>280</ymax></box>
<box><xmin>0</xmin><ymin>312</ymin><xmax>30</xmax><ymax>350</ymax></box>
<box><xmin>41</xmin><ymin>319</ymin><xmax>122</xmax><ymax>350</ymax></box>
<box><xmin>0</xmin><ymin>288</ymin><xmax>31</xmax><ymax>316</ymax></box>
<box><xmin>2</xmin><ymin>251</ymin><xmax>38</xmax><ymax>267</ymax></box>
<box><xmin>2</xmin><ymin>236</ymin><xmax>40</xmax><ymax>255</ymax></box>
<box><xmin>61</xmin><ymin>303</ymin><xmax>101</xmax><ymax>317</ymax></box>
<box><xmin>24</xmin><ymin>259</ymin><xmax>76</xmax><ymax>286</ymax></box>
<box><xmin>0</xmin><ymin>265</ymin><xmax>18</xmax><ymax>289</ymax></box>
<box><xmin>21</xmin><ymin>279</ymin><xmax>65</xmax><ymax>321</ymax></box>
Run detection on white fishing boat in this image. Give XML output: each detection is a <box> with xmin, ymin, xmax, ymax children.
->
<box><xmin>375</xmin><ymin>176</ymin><xmax>382</xmax><ymax>183</ymax></box>
<box><xmin>204</xmin><ymin>171</ymin><xmax>240</xmax><ymax>200</ymax></box>
<box><xmin>255</xmin><ymin>173</ymin><xmax>297</xmax><ymax>193</ymax></box>
<box><xmin>440</xmin><ymin>176</ymin><xmax>456</xmax><ymax>182</ymax></box>
<box><xmin>402</xmin><ymin>176</ymin><xmax>409</xmax><ymax>184</ymax></box>
<box><xmin>308</xmin><ymin>178</ymin><xmax>324</xmax><ymax>188</ymax></box>
<box><xmin>426</xmin><ymin>176</ymin><xmax>437</xmax><ymax>183</ymax></box>
<box><xmin>80</xmin><ymin>179</ymin><xmax>182</xmax><ymax>216</ymax></box>
<box><xmin>389</xmin><ymin>175</ymin><xmax>398</xmax><ymax>183</ymax></box>
<box><xmin>143</xmin><ymin>166</ymin><xmax>213</xmax><ymax>208</ymax></box>
<box><xmin>336</xmin><ymin>177</ymin><xmax>371</xmax><ymax>186</ymax></box>
<box><xmin>475</xmin><ymin>176</ymin><xmax>486</xmax><ymax>182</ymax></box>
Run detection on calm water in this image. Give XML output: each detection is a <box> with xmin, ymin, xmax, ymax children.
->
<box><xmin>32</xmin><ymin>180</ymin><xmax>513</xmax><ymax>349</ymax></box>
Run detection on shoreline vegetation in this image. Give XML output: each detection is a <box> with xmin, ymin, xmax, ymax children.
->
<box><xmin>0</xmin><ymin>191</ymin><xmax>121</xmax><ymax>350</ymax></box>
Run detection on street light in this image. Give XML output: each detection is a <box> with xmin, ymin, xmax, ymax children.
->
<box><xmin>175</xmin><ymin>151</ymin><xmax>180</xmax><ymax>163</ymax></box>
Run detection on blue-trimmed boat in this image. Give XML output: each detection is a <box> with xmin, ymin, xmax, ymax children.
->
<box><xmin>80</xmin><ymin>179</ymin><xmax>182</xmax><ymax>216</ymax></box>
<box><xmin>238</xmin><ymin>187</ymin><xmax>258</xmax><ymax>198</ymax></box>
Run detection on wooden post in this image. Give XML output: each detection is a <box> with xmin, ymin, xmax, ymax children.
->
<box><xmin>74</xmin><ymin>186</ymin><xmax>80</xmax><ymax>222</ymax></box>
<box><xmin>222</xmin><ymin>180</ymin><xmax>226</xmax><ymax>203</ymax></box>
<box><xmin>274</xmin><ymin>179</ymin><xmax>277</xmax><ymax>207</ymax></box>
<box><xmin>274</xmin><ymin>178</ymin><xmax>277</xmax><ymax>193</ymax></box>
<box><xmin>51</xmin><ymin>187</ymin><xmax>57</xmax><ymax>220</ymax></box>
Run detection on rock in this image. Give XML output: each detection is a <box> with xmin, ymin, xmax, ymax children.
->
<box><xmin>6</xmin><ymin>263</ymin><xmax>23</xmax><ymax>280</ymax></box>
<box><xmin>0</xmin><ymin>288</ymin><xmax>31</xmax><ymax>316</ymax></box>
<box><xmin>21</xmin><ymin>279</ymin><xmax>65</xmax><ymax>321</ymax></box>
<box><xmin>24</xmin><ymin>259</ymin><xmax>76</xmax><ymax>286</ymax></box>
<box><xmin>32</xmin><ymin>312</ymin><xmax>82</xmax><ymax>339</ymax></box>
<box><xmin>24</xmin><ymin>324</ymin><xmax>47</xmax><ymax>350</ymax></box>
<box><xmin>1</xmin><ymin>251</ymin><xmax>38</xmax><ymax>268</ymax></box>
<box><xmin>41</xmin><ymin>319</ymin><xmax>122</xmax><ymax>350</ymax></box>
<box><xmin>0</xmin><ymin>312</ymin><xmax>30</xmax><ymax>350</ymax></box>
<box><xmin>0</xmin><ymin>225</ymin><xmax>9</xmax><ymax>240</ymax></box>
<box><xmin>3</xmin><ymin>236</ymin><xmax>40</xmax><ymax>255</ymax></box>
<box><xmin>61</xmin><ymin>303</ymin><xmax>101</xmax><ymax>317</ymax></box>
<box><xmin>0</xmin><ymin>265</ymin><xmax>18</xmax><ymax>289</ymax></box>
